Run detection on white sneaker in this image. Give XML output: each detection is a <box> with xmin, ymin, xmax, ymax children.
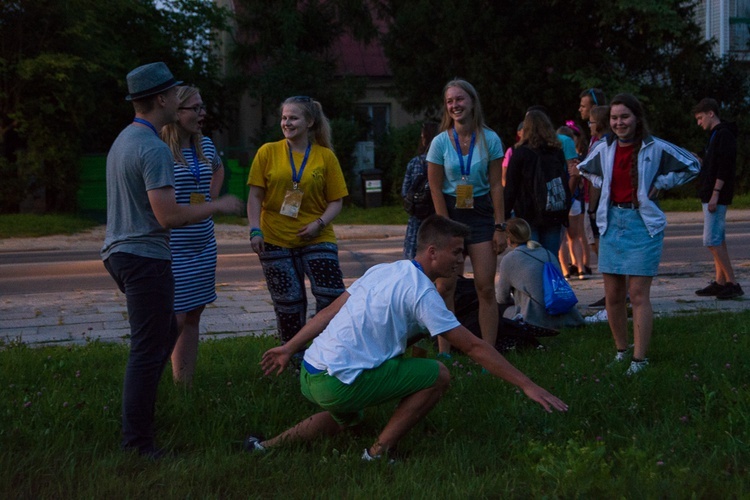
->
<box><xmin>614</xmin><ymin>350</ymin><xmax>628</xmax><ymax>362</ymax></box>
<box><xmin>585</xmin><ymin>309</ymin><xmax>608</xmax><ymax>323</ymax></box>
<box><xmin>362</xmin><ymin>448</ymin><xmax>395</xmax><ymax>464</ymax></box>
<box><xmin>626</xmin><ymin>359</ymin><xmax>649</xmax><ymax>376</ymax></box>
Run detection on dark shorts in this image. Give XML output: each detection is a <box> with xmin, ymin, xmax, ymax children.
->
<box><xmin>444</xmin><ymin>193</ymin><xmax>495</xmax><ymax>245</ymax></box>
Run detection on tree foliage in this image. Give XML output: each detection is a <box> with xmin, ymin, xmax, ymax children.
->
<box><xmin>229</xmin><ymin>0</ymin><xmax>377</xmax><ymax>137</ymax></box>
<box><xmin>0</xmin><ymin>0</ymin><xmax>231</xmax><ymax>212</ymax></box>
<box><xmin>374</xmin><ymin>0</ymin><xmax>750</xmax><ymax>153</ymax></box>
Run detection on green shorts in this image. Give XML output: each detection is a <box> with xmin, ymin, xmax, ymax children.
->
<box><xmin>300</xmin><ymin>356</ymin><xmax>440</xmax><ymax>427</ymax></box>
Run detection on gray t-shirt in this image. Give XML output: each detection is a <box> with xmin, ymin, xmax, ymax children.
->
<box><xmin>101</xmin><ymin>125</ymin><xmax>174</xmax><ymax>261</ymax></box>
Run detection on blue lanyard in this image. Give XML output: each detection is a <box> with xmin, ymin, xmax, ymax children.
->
<box><xmin>288</xmin><ymin>141</ymin><xmax>312</xmax><ymax>189</ymax></box>
<box><xmin>188</xmin><ymin>144</ymin><xmax>201</xmax><ymax>184</ymax></box>
<box><xmin>708</xmin><ymin>130</ymin><xmax>717</xmax><ymax>147</ymax></box>
<box><xmin>411</xmin><ymin>259</ymin><xmax>425</xmax><ymax>275</ymax></box>
<box><xmin>452</xmin><ymin>129</ymin><xmax>475</xmax><ymax>178</ymax></box>
<box><xmin>132</xmin><ymin>117</ymin><xmax>158</xmax><ymax>136</ymax></box>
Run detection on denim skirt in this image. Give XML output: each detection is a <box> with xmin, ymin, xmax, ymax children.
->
<box><xmin>599</xmin><ymin>206</ymin><xmax>664</xmax><ymax>276</ymax></box>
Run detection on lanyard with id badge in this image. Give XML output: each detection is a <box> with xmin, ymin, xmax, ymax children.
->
<box><xmin>452</xmin><ymin>129</ymin><xmax>476</xmax><ymax>209</ymax></box>
<box><xmin>279</xmin><ymin>141</ymin><xmax>312</xmax><ymax>218</ymax></box>
<box><xmin>187</xmin><ymin>144</ymin><xmax>206</xmax><ymax>205</ymax></box>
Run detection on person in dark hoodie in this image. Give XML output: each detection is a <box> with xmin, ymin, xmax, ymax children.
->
<box><xmin>692</xmin><ymin>98</ymin><xmax>743</xmax><ymax>300</ymax></box>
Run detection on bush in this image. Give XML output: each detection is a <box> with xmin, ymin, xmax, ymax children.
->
<box><xmin>374</xmin><ymin>122</ymin><xmax>422</xmax><ymax>204</ymax></box>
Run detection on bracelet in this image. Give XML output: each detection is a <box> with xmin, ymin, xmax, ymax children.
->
<box><xmin>249</xmin><ymin>227</ymin><xmax>263</xmax><ymax>239</ymax></box>
<box><xmin>316</xmin><ymin>218</ymin><xmax>326</xmax><ymax>229</ymax></box>
<box><xmin>494</xmin><ymin>222</ymin><xmax>507</xmax><ymax>232</ymax></box>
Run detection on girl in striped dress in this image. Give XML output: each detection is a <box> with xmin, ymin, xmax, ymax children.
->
<box><xmin>161</xmin><ymin>86</ymin><xmax>224</xmax><ymax>385</ymax></box>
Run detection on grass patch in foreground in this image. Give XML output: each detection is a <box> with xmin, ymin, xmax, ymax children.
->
<box><xmin>2</xmin><ymin>311</ymin><xmax>750</xmax><ymax>497</ymax></box>
<box><xmin>0</xmin><ymin>213</ymin><xmax>100</xmax><ymax>238</ymax></box>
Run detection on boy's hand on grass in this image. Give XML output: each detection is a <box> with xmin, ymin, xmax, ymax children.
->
<box><xmin>260</xmin><ymin>346</ymin><xmax>292</xmax><ymax>376</ymax></box>
<box><xmin>523</xmin><ymin>385</ymin><xmax>569</xmax><ymax>413</ymax></box>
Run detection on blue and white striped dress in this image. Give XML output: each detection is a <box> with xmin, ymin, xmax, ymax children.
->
<box><xmin>170</xmin><ymin>136</ymin><xmax>221</xmax><ymax>313</ymax></box>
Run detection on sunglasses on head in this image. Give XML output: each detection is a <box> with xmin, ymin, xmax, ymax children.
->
<box><xmin>587</xmin><ymin>89</ymin><xmax>599</xmax><ymax>106</ymax></box>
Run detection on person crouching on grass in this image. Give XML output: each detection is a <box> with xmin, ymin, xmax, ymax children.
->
<box><xmin>244</xmin><ymin>215</ymin><xmax>567</xmax><ymax>461</ymax></box>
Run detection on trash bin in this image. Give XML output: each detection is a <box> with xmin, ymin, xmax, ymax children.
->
<box><xmin>360</xmin><ymin>169</ymin><xmax>383</xmax><ymax>208</ymax></box>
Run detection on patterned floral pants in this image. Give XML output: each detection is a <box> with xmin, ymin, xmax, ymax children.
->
<box><xmin>259</xmin><ymin>242</ymin><xmax>346</xmax><ymax>343</ymax></box>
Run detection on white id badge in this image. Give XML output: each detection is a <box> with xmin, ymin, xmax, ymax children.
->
<box><xmin>455</xmin><ymin>183</ymin><xmax>474</xmax><ymax>209</ymax></box>
<box><xmin>280</xmin><ymin>189</ymin><xmax>304</xmax><ymax>218</ymax></box>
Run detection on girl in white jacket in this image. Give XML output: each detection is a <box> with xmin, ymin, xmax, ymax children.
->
<box><xmin>577</xmin><ymin>93</ymin><xmax>699</xmax><ymax>375</ymax></box>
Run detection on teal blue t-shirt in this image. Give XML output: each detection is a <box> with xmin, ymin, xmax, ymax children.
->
<box><xmin>558</xmin><ymin>134</ymin><xmax>578</xmax><ymax>161</ymax></box>
<box><xmin>426</xmin><ymin>128</ymin><xmax>504</xmax><ymax>197</ymax></box>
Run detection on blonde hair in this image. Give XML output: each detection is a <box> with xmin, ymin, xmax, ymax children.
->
<box><xmin>160</xmin><ymin>86</ymin><xmax>208</xmax><ymax>166</ymax></box>
<box><xmin>438</xmin><ymin>79</ymin><xmax>489</xmax><ymax>152</ymax></box>
<box><xmin>280</xmin><ymin>96</ymin><xmax>333</xmax><ymax>150</ymax></box>
<box><xmin>507</xmin><ymin>218</ymin><xmax>542</xmax><ymax>249</ymax></box>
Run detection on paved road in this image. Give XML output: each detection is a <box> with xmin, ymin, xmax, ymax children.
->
<box><xmin>0</xmin><ymin>237</ymin><xmax>405</xmax><ymax>294</ymax></box>
<box><xmin>1</xmin><ymin>214</ymin><xmax>748</xmax><ymax>346</ymax></box>
<box><xmin>2</xmin><ymin>221</ymin><xmax>750</xmax><ymax>293</ymax></box>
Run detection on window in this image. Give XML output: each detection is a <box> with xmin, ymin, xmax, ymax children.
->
<box><xmin>356</xmin><ymin>104</ymin><xmax>390</xmax><ymax>141</ymax></box>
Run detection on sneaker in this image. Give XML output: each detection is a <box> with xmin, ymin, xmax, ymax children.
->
<box><xmin>578</xmin><ymin>272</ymin><xmax>586</xmax><ymax>280</ymax></box>
<box><xmin>626</xmin><ymin>359</ymin><xmax>649</xmax><ymax>376</ymax></box>
<box><xmin>716</xmin><ymin>283</ymin><xmax>745</xmax><ymax>300</ymax></box>
<box><xmin>695</xmin><ymin>281</ymin><xmax>726</xmax><ymax>297</ymax></box>
<box><xmin>613</xmin><ymin>350</ymin><xmax>629</xmax><ymax>362</ymax></box>
<box><xmin>362</xmin><ymin>448</ymin><xmax>396</xmax><ymax>464</ymax></box>
<box><xmin>583</xmin><ymin>266</ymin><xmax>593</xmax><ymax>276</ymax></box>
<box><xmin>585</xmin><ymin>309</ymin><xmax>608</xmax><ymax>324</ymax></box>
<box><xmin>589</xmin><ymin>296</ymin><xmax>606</xmax><ymax>308</ymax></box>
<box><xmin>568</xmin><ymin>264</ymin><xmax>579</xmax><ymax>277</ymax></box>
<box><xmin>244</xmin><ymin>436</ymin><xmax>266</xmax><ymax>453</ymax></box>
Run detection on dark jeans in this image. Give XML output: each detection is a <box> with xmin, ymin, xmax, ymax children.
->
<box><xmin>104</xmin><ymin>252</ymin><xmax>179</xmax><ymax>454</ymax></box>
<box><xmin>531</xmin><ymin>224</ymin><xmax>563</xmax><ymax>259</ymax></box>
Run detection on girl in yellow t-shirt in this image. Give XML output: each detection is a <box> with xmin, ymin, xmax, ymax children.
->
<box><xmin>247</xmin><ymin>96</ymin><xmax>348</xmax><ymax>346</ymax></box>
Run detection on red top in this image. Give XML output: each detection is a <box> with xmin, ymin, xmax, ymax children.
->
<box><xmin>610</xmin><ymin>143</ymin><xmax>635</xmax><ymax>203</ymax></box>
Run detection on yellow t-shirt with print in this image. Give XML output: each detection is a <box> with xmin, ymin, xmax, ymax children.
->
<box><xmin>248</xmin><ymin>140</ymin><xmax>348</xmax><ymax>248</ymax></box>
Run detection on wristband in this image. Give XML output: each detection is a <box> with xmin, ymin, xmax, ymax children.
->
<box><xmin>494</xmin><ymin>222</ymin><xmax>507</xmax><ymax>232</ymax></box>
<box><xmin>316</xmin><ymin>218</ymin><xmax>326</xmax><ymax>229</ymax></box>
<box><xmin>250</xmin><ymin>227</ymin><xmax>263</xmax><ymax>239</ymax></box>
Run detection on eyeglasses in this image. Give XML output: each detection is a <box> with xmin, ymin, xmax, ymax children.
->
<box><xmin>588</xmin><ymin>121</ymin><xmax>597</xmax><ymax>126</ymax></box>
<box><xmin>587</xmin><ymin>89</ymin><xmax>599</xmax><ymax>106</ymax></box>
<box><xmin>178</xmin><ymin>104</ymin><xmax>207</xmax><ymax>114</ymax></box>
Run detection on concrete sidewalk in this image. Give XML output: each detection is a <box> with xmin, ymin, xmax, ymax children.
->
<box><xmin>1</xmin><ymin>211</ymin><xmax>748</xmax><ymax>346</ymax></box>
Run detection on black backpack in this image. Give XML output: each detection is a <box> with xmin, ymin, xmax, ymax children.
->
<box><xmin>527</xmin><ymin>147</ymin><xmax>571</xmax><ymax>228</ymax></box>
<box><xmin>454</xmin><ymin>276</ymin><xmax>558</xmax><ymax>352</ymax></box>
<box><xmin>402</xmin><ymin>160</ymin><xmax>435</xmax><ymax>219</ymax></box>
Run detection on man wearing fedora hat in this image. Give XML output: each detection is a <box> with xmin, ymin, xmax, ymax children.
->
<box><xmin>102</xmin><ymin>62</ymin><xmax>242</xmax><ymax>458</ymax></box>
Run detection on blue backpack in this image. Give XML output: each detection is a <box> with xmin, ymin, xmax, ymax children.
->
<box><xmin>519</xmin><ymin>249</ymin><xmax>578</xmax><ymax>315</ymax></box>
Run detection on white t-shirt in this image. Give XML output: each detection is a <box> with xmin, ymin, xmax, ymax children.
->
<box><xmin>304</xmin><ymin>260</ymin><xmax>461</xmax><ymax>384</ymax></box>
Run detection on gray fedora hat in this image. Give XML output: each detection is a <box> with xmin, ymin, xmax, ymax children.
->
<box><xmin>125</xmin><ymin>62</ymin><xmax>183</xmax><ymax>101</ymax></box>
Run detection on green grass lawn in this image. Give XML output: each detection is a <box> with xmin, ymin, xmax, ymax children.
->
<box><xmin>2</xmin><ymin>311</ymin><xmax>750</xmax><ymax>497</ymax></box>
<box><xmin>2</xmin><ymin>193</ymin><xmax>749</xmax><ymax>238</ymax></box>
<box><xmin>0</xmin><ymin>213</ymin><xmax>100</xmax><ymax>238</ymax></box>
